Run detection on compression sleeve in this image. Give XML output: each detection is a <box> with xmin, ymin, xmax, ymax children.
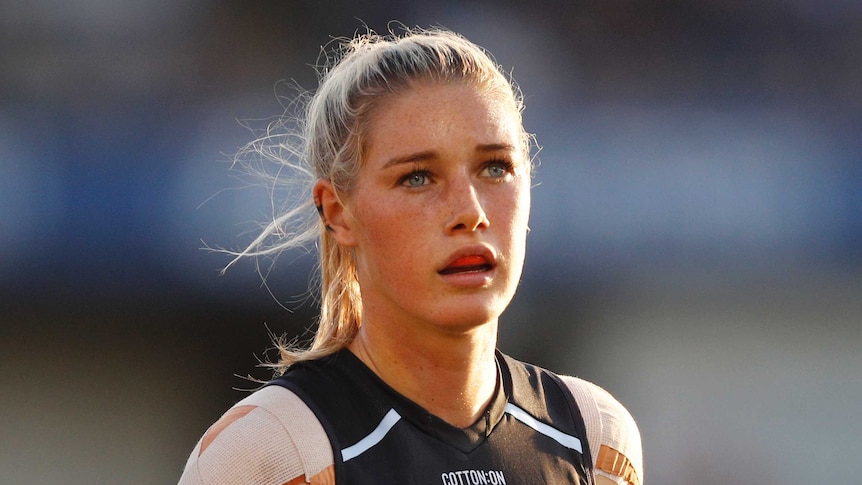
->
<box><xmin>559</xmin><ymin>376</ymin><xmax>643</xmax><ymax>485</ymax></box>
<box><xmin>178</xmin><ymin>386</ymin><xmax>335</xmax><ymax>485</ymax></box>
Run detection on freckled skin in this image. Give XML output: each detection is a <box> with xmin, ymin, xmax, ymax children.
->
<box><xmin>345</xmin><ymin>82</ymin><xmax>531</xmax><ymax>335</ymax></box>
<box><xmin>316</xmin><ymin>81</ymin><xmax>531</xmax><ymax>427</ymax></box>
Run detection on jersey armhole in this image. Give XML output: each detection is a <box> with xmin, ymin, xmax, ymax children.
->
<box><xmin>557</xmin><ymin>375</ymin><xmax>643</xmax><ymax>485</ymax></box>
<box><xmin>267</xmin><ymin>377</ymin><xmax>345</xmax><ymax>481</ymax></box>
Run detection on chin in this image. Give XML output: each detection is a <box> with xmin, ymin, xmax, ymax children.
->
<box><xmin>430</xmin><ymin>302</ymin><xmax>507</xmax><ymax>332</ymax></box>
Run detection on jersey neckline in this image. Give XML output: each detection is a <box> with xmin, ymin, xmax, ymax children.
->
<box><xmin>331</xmin><ymin>348</ymin><xmax>512</xmax><ymax>454</ymax></box>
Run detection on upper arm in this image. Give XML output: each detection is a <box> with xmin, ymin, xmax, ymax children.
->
<box><xmin>178</xmin><ymin>386</ymin><xmax>335</xmax><ymax>485</ymax></box>
<box><xmin>559</xmin><ymin>375</ymin><xmax>643</xmax><ymax>485</ymax></box>
<box><xmin>596</xmin><ymin>475</ymin><xmax>624</xmax><ymax>485</ymax></box>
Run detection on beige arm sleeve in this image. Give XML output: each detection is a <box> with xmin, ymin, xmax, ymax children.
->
<box><xmin>178</xmin><ymin>386</ymin><xmax>335</xmax><ymax>485</ymax></box>
<box><xmin>559</xmin><ymin>375</ymin><xmax>643</xmax><ymax>485</ymax></box>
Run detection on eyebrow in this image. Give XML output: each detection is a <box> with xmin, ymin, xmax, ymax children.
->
<box><xmin>380</xmin><ymin>143</ymin><xmax>518</xmax><ymax>170</ymax></box>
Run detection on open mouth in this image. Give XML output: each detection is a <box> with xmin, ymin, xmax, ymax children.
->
<box><xmin>438</xmin><ymin>255</ymin><xmax>493</xmax><ymax>275</ymax></box>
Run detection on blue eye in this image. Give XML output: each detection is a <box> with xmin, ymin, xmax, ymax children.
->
<box><xmin>487</xmin><ymin>163</ymin><xmax>506</xmax><ymax>178</ymax></box>
<box><xmin>400</xmin><ymin>170</ymin><xmax>431</xmax><ymax>187</ymax></box>
<box><xmin>482</xmin><ymin>160</ymin><xmax>514</xmax><ymax>179</ymax></box>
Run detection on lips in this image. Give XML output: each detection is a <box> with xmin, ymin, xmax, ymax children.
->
<box><xmin>439</xmin><ymin>251</ymin><xmax>495</xmax><ymax>275</ymax></box>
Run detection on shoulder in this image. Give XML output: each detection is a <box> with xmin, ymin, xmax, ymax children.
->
<box><xmin>558</xmin><ymin>375</ymin><xmax>643</xmax><ymax>485</ymax></box>
<box><xmin>178</xmin><ymin>385</ymin><xmax>335</xmax><ymax>485</ymax></box>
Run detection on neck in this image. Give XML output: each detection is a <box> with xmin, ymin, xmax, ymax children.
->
<box><xmin>348</xmin><ymin>316</ymin><xmax>499</xmax><ymax>428</ymax></box>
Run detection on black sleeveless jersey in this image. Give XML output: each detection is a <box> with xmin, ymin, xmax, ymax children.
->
<box><xmin>269</xmin><ymin>349</ymin><xmax>594</xmax><ymax>484</ymax></box>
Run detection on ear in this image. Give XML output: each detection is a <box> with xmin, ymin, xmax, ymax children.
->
<box><xmin>313</xmin><ymin>179</ymin><xmax>358</xmax><ymax>247</ymax></box>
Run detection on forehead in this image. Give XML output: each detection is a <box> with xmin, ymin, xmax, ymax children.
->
<box><xmin>363</xmin><ymin>82</ymin><xmax>522</xmax><ymax>161</ymax></box>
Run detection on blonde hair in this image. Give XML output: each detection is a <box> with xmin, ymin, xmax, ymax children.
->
<box><xmin>228</xmin><ymin>27</ymin><xmax>530</xmax><ymax>374</ymax></box>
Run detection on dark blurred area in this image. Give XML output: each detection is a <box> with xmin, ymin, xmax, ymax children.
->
<box><xmin>1</xmin><ymin>1</ymin><xmax>860</xmax><ymax>483</ymax></box>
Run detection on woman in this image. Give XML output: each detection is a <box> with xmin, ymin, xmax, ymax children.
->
<box><xmin>180</xmin><ymin>28</ymin><xmax>642</xmax><ymax>485</ymax></box>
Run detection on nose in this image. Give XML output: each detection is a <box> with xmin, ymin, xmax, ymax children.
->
<box><xmin>445</xmin><ymin>178</ymin><xmax>489</xmax><ymax>234</ymax></box>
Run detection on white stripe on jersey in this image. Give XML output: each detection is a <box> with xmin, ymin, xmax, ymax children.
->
<box><xmin>504</xmin><ymin>403</ymin><xmax>583</xmax><ymax>454</ymax></box>
<box><xmin>341</xmin><ymin>408</ymin><xmax>402</xmax><ymax>462</ymax></box>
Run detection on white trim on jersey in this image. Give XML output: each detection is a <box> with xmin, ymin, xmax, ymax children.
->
<box><xmin>504</xmin><ymin>403</ymin><xmax>583</xmax><ymax>454</ymax></box>
<box><xmin>341</xmin><ymin>408</ymin><xmax>402</xmax><ymax>462</ymax></box>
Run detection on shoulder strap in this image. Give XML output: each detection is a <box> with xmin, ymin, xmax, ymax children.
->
<box><xmin>545</xmin><ymin>372</ymin><xmax>596</xmax><ymax>483</ymax></box>
<box><xmin>267</xmin><ymin>363</ymin><xmax>347</xmax><ymax>481</ymax></box>
<box><xmin>499</xmin><ymin>353</ymin><xmax>596</xmax><ymax>485</ymax></box>
<box><xmin>243</xmin><ymin>386</ymin><xmax>336</xmax><ymax>481</ymax></box>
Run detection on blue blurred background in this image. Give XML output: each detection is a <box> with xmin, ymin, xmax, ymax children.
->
<box><xmin>1</xmin><ymin>1</ymin><xmax>860</xmax><ymax>483</ymax></box>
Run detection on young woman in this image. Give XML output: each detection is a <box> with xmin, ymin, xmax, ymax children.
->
<box><xmin>180</xmin><ymin>28</ymin><xmax>642</xmax><ymax>485</ymax></box>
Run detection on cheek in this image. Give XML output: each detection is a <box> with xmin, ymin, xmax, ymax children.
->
<box><xmin>496</xmin><ymin>183</ymin><xmax>531</xmax><ymax>234</ymax></box>
<box><xmin>519</xmin><ymin>193</ymin><xmax>531</xmax><ymax>230</ymax></box>
<box><xmin>355</xmin><ymin>198</ymin><xmax>430</xmax><ymax>268</ymax></box>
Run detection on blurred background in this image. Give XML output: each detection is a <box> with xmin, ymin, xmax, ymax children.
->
<box><xmin>1</xmin><ymin>1</ymin><xmax>860</xmax><ymax>483</ymax></box>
